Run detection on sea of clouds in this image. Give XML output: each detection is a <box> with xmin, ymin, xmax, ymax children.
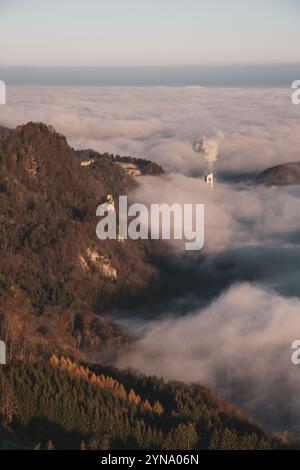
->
<box><xmin>2</xmin><ymin>85</ymin><xmax>300</xmax><ymax>434</ymax></box>
<box><xmin>1</xmin><ymin>85</ymin><xmax>299</xmax><ymax>177</ymax></box>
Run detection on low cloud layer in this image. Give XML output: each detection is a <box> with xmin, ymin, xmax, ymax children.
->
<box><xmin>117</xmin><ymin>283</ymin><xmax>300</xmax><ymax>434</ymax></box>
<box><xmin>132</xmin><ymin>173</ymin><xmax>300</xmax><ymax>254</ymax></box>
<box><xmin>123</xmin><ymin>174</ymin><xmax>300</xmax><ymax>433</ymax></box>
<box><xmin>1</xmin><ymin>86</ymin><xmax>299</xmax><ymax>177</ymax></box>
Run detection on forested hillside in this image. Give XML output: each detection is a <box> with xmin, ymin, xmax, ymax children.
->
<box><xmin>0</xmin><ymin>122</ymin><xmax>169</xmax><ymax>358</ymax></box>
<box><xmin>0</xmin><ymin>122</ymin><xmax>286</xmax><ymax>450</ymax></box>
<box><xmin>0</xmin><ymin>355</ymin><xmax>272</xmax><ymax>450</ymax></box>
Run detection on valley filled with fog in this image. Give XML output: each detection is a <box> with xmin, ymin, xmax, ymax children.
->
<box><xmin>2</xmin><ymin>85</ymin><xmax>300</xmax><ymax>435</ymax></box>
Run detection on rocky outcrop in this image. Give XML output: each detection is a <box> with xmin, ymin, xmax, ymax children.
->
<box><xmin>76</xmin><ymin>148</ymin><xmax>165</xmax><ymax>176</ymax></box>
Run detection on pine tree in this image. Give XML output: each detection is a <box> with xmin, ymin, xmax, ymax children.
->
<box><xmin>220</xmin><ymin>428</ymin><xmax>238</xmax><ymax>450</ymax></box>
<box><xmin>50</xmin><ymin>354</ymin><xmax>59</xmax><ymax>367</ymax></box>
<box><xmin>141</xmin><ymin>399</ymin><xmax>152</xmax><ymax>413</ymax></box>
<box><xmin>117</xmin><ymin>384</ymin><xmax>127</xmax><ymax>401</ymax></box>
<box><xmin>257</xmin><ymin>438</ymin><xmax>271</xmax><ymax>450</ymax></box>
<box><xmin>46</xmin><ymin>440</ymin><xmax>55</xmax><ymax>450</ymax></box>
<box><xmin>153</xmin><ymin>400</ymin><xmax>164</xmax><ymax>415</ymax></box>
<box><xmin>163</xmin><ymin>423</ymin><xmax>198</xmax><ymax>450</ymax></box>
<box><xmin>128</xmin><ymin>389</ymin><xmax>138</xmax><ymax>404</ymax></box>
<box><xmin>0</xmin><ymin>374</ymin><xmax>16</xmax><ymax>425</ymax></box>
<box><xmin>209</xmin><ymin>429</ymin><xmax>220</xmax><ymax>450</ymax></box>
<box><xmin>90</xmin><ymin>373</ymin><xmax>98</xmax><ymax>384</ymax></box>
<box><xmin>80</xmin><ymin>441</ymin><xmax>86</xmax><ymax>450</ymax></box>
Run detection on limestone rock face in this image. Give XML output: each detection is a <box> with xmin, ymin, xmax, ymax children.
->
<box><xmin>86</xmin><ymin>248</ymin><xmax>117</xmax><ymax>281</ymax></box>
<box><xmin>115</xmin><ymin>161</ymin><xmax>142</xmax><ymax>177</ymax></box>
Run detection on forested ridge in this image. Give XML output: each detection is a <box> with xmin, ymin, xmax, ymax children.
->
<box><xmin>0</xmin><ymin>355</ymin><xmax>272</xmax><ymax>450</ymax></box>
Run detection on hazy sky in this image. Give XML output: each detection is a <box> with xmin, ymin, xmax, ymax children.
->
<box><xmin>0</xmin><ymin>0</ymin><xmax>300</xmax><ymax>67</ymax></box>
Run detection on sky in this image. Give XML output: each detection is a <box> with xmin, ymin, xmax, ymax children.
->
<box><xmin>0</xmin><ymin>0</ymin><xmax>300</xmax><ymax>67</ymax></box>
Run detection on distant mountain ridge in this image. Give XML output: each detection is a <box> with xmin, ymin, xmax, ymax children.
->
<box><xmin>256</xmin><ymin>162</ymin><xmax>300</xmax><ymax>186</ymax></box>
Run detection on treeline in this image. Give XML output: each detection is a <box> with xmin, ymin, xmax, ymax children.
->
<box><xmin>0</xmin><ymin>357</ymin><xmax>271</xmax><ymax>450</ymax></box>
<box><xmin>50</xmin><ymin>355</ymin><xmax>164</xmax><ymax>415</ymax></box>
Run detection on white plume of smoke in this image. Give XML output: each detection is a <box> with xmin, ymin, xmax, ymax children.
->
<box><xmin>193</xmin><ymin>131</ymin><xmax>224</xmax><ymax>169</ymax></box>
